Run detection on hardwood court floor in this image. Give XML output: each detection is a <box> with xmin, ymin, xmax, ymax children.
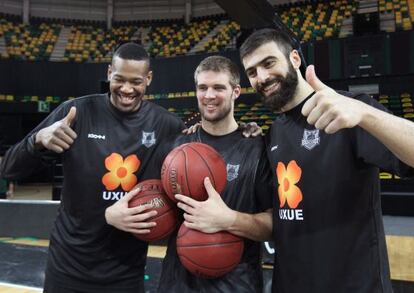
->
<box><xmin>387</xmin><ymin>235</ymin><xmax>414</xmax><ymax>282</ymax></box>
<box><xmin>2</xmin><ymin>186</ymin><xmax>413</xmax><ymax>292</ymax></box>
<box><xmin>0</xmin><ymin>237</ymin><xmax>167</xmax><ymax>258</ymax></box>
<box><xmin>1</xmin><ymin>234</ymin><xmax>413</xmax><ymax>292</ymax></box>
<box><xmin>0</xmin><ymin>238</ymin><xmax>168</xmax><ymax>293</ymax></box>
<box><xmin>0</xmin><ymin>283</ymin><xmax>41</xmax><ymax>293</ymax></box>
<box><xmin>8</xmin><ymin>184</ymin><xmax>52</xmax><ymax>201</ymax></box>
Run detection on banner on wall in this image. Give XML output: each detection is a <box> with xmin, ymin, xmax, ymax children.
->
<box><xmin>38</xmin><ymin>101</ymin><xmax>50</xmax><ymax>113</ymax></box>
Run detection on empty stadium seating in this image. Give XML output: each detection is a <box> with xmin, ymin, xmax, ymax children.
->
<box><xmin>64</xmin><ymin>25</ymin><xmax>136</xmax><ymax>62</ymax></box>
<box><xmin>1</xmin><ymin>18</ymin><xmax>60</xmax><ymax>61</ymax></box>
<box><xmin>148</xmin><ymin>18</ymin><xmax>219</xmax><ymax>57</ymax></box>
<box><xmin>279</xmin><ymin>0</ymin><xmax>357</xmax><ymax>41</ymax></box>
<box><xmin>379</xmin><ymin>0</ymin><xmax>414</xmax><ymax>30</ymax></box>
<box><xmin>0</xmin><ymin>0</ymin><xmax>363</xmax><ymax>61</ymax></box>
<box><xmin>378</xmin><ymin>92</ymin><xmax>414</xmax><ymax>120</ymax></box>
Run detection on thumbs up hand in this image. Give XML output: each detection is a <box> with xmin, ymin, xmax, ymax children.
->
<box><xmin>35</xmin><ymin>106</ymin><xmax>78</xmax><ymax>153</ymax></box>
<box><xmin>302</xmin><ymin>65</ymin><xmax>364</xmax><ymax>134</ymax></box>
<box><xmin>62</xmin><ymin>106</ymin><xmax>76</xmax><ymax>127</ymax></box>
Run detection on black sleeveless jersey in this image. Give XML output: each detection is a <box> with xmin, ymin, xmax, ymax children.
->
<box><xmin>0</xmin><ymin>94</ymin><xmax>185</xmax><ymax>292</ymax></box>
<box><xmin>157</xmin><ymin>127</ymin><xmax>273</xmax><ymax>293</ymax></box>
<box><xmin>266</xmin><ymin>92</ymin><xmax>413</xmax><ymax>293</ymax></box>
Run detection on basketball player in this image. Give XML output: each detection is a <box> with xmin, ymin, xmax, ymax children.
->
<box><xmin>0</xmin><ymin>43</ymin><xmax>185</xmax><ymax>293</ymax></box>
<box><xmin>239</xmin><ymin>28</ymin><xmax>414</xmax><ymax>293</ymax></box>
<box><xmin>152</xmin><ymin>55</ymin><xmax>274</xmax><ymax>293</ymax></box>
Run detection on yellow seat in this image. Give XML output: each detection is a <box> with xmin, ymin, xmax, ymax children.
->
<box><xmin>380</xmin><ymin>172</ymin><xmax>392</xmax><ymax>179</ymax></box>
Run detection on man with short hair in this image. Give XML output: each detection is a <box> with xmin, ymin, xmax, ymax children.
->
<box><xmin>155</xmin><ymin>55</ymin><xmax>274</xmax><ymax>293</ymax></box>
<box><xmin>0</xmin><ymin>43</ymin><xmax>185</xmax><ymax>293</ymax></box>
<box><xmin>240</xmin><ymin>28</ymin><xmax>414</xmax><ymax>293</ymax></box>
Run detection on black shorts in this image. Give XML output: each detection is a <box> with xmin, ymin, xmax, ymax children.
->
<box><xmin>43</xmin><ymin>277</ymin><xmax>88</xmax><ymax>293</ymax></box>
<box><xmin>43</xmin><ymin>272</ymin><xmax>145</xmax><ymax>293</ymax></box>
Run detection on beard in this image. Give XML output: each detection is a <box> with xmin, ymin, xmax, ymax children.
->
<box><xmin>257</xmin><ymin>63</ymin><xmax>298</xmax><ymax>112</ymax></box>
<box><xmin>200</xmin><ymin>101</ymin><xmax>232</xmax><ymax>123</ymax></box>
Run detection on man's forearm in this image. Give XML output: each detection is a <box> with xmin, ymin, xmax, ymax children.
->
<box><xmin>359</xmin><ymin>103</ymin><xmax>414</xmax><ymax>167</ymax></box>
<box><xmin>226</xmin><ymin>209</ymin><xmax>273</xmax><ymax>241</ymax></box>
<box><xmin>0</xmin><ymin>134</ymin><xmax>51</xmax><ymax>180</ymax></box>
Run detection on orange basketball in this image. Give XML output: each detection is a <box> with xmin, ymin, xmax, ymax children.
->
<box><xmin>128</xmin><ymin>179</ymin><xmax>179</xmax><ymax>242</ymax></box>
<box><xmin>161</xmin><ymin>142</ymin><xmax>227</xmax><ymax>202</ymax></box>
<box><xmin>176</xmin><ymin>223</ymin><xmax>244</xmax><ymax>278</ymax></box>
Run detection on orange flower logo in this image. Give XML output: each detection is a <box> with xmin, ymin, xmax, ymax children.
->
<box><xmin>276</xmin><ymin>160</ymin><xmax>303</xmax><ymax>209</ymax></box>
<box><xmin>102</xmin><ymin>153</ymin><xmax>140</xmax><ymax>191</ymax></box>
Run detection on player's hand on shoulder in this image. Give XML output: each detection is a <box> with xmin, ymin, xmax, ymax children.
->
<box><xmin>182</xmin><ymin>122</ymin><xmax>201</xmax><ymax>135</ymax></box>
<box><xmin>239</xmin><ymin>121</ymin><xmax>263</xmax><ymax>137</ymax></box>
<box><xmin>35</xmin><ymin>106</ymin><xmax>78</xmax><ymax>153</ymax></box>
<box><xmin>302</xmin><ymin>65</ymin><xmax>365</xmax><ymax>134</ymax></box>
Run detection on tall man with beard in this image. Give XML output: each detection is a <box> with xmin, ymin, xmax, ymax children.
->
<box><xmin>149</xmin><ymin>56</ymin><xmax>274</xmax><ymax>292</ymax></box>
<box><xmin>0</xmin><ymin>43</ymin><xmax>185</xmax><ymax>293</ymax></box>
<box><xmin>239</xmin><ymin>28</ymin><xmax>414</xmax><ymax>293</ymax></box>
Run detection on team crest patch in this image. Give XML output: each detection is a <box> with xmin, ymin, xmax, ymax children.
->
<box><xmin>142</xmin><ymin>131</ymin><xmax>156</xmax><ymax>148</ymax></box>
<box><xmin>301</xmin><ymin>129</ymin><xmax>320</xmax><ymax>150</ymax></box>
<box><xmin>226</xmin><ymin>164</ymin><xmax>240</xmax><ymax>182</ymax></box>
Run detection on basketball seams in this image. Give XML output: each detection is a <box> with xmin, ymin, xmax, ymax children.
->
<box><xmin>144</xmin><ymin>211</ymin><xmax>178</xmax><ymax>241</ymax></box>
<box><xmin>178</xmin><ymin>255</ymin><xmax>240</xmax><ymax>271</ymax></box>
<box><xmin>130</xmin><ymin>194</ymin><xmax>173</xmax><ymax>218</ymax></box>
<box><xmin>129</xmin><ymin>179</ymin><xmax>178</xmax><ymax>242</ymax></box>
<box><xmin>163</xmin><ymin>147</ymin><xmax>182</xmax><ymax>197</ymax></box>
<box><xmin>180</xmin><ymin>148</ymin><xmax>193</xmax><ymax>197</ymax></box>
<box><xmin>161</xmin><ymin>142</ymin><xmax>227</xmax><ymax>202</ymax></box>
<box><xmin>178</xmin><ymin>148</ymin><xmax>189</xmax><ymax>196</ymax></box>
<box><xmin>176</xmin><ymin>240</ymin><xmax>243</xmax><ymax>248</ymax></box>
<box><xmin>130</xmin><ymin>201</ymin><xmax>177</xmax><ymax>241</ymax></box>
<box><xmin>133</xmin><ymin>189</ymin><xmax>162</xmax><ymax>197</ymax></box>
<box><xmin>186</xmin><ymin>144</ymin><xmax>217</xmax><ymax>189</ymax></box>
<box><xmin>177</xmin><ymin>225</ymin><xmax>192</xmax><ymax>238</ymax></box>
<box><xmin>176</xmin><ymin>223</ymin><xmax>244</xmax><ymax>277</ymax></box>
<box><xmin>166</xmin><ymin>154</ymin><xmax>176</xmax><ymax>197</ymax></box>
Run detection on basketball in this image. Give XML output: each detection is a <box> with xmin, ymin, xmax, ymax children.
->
<box><xmin>161</xmin><ymin>142</ymin><xmax>227</xmax><ymax>202</ymax></box>
<box><xmin>128</xmin><ymin>179</ymin><xmax>179</xmax><ymax>242</ymax></box>
<box><xmin>176</xmin><ymin>223</ymin><xmax>244</xmax><ymax>279</ymax></box>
